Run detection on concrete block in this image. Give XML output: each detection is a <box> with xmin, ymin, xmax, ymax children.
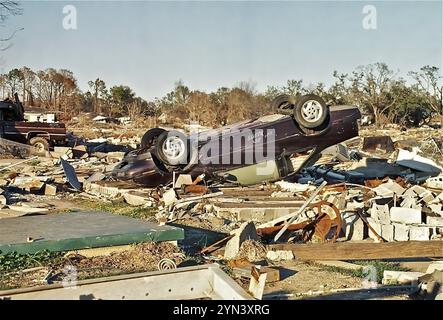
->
<box><xmin>426</xmin><ymin>261</ymin><xmax>443</xmax><ymax>274</ymax></box>
<box><xmin>124</xmin><ymin>191</ymin><xmax>151</xmax><ymax>206</ymax></box>
<box><xmin>409</xmin><ymin>226</ymin><xmax>431</xmax><ymax>241</ymax></box>
<box><xmin>425</xmin><ymin>176</ymin><xmax>443</xmax><ymax>190</ymax></box>
<box><xmin>224</xmin><ymin>221</ymin><xmax>258</xmax><ymax>260</ymax></box>
<box><xmin>390</xmin><ymin>207</ymin><xmax>422</xmax><ymax>224</ymax></box>
<box><xmin>426</xmin><ymin>216</ymin><xmax>443</xmax><ymax>226</ymax></box>
<box><xmin>381</xmin><ymin>224</ymin><xmax>394</xmax><ymax>242</ymax></box>
<box><xmin>393</xmin><ymin>223</ymin><xmax>409</xmax><ymax>241</ymax></box>
<box><xmin>266</xmin><ymin>250</ymin><xmax>294</xmax><ymax>261</ymax></box>
<box><xmin>25</xmin><ymin>180</ymin><xmax>45</xmax><ymax>194</ymax></box>
<box><xmin>44</xmin><ymin>184</ymin><xmax>57</xmax><ymax>196</ymax></box>
<box><xmin>370</xmin><ymin>204</ymin><xmax>390</xmax><ymax>223</ymax></box>
<box><xmin>162</xmin><ymin>189</ymin><xmax>178</xmax><ymax>206</ymax></box>
<box><xmin>382</xmin><ymin>270</ymin><xmax>424</xmax><ymax>285</ymax></box>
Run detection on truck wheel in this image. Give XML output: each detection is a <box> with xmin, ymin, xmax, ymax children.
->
<box><xmin>155</xmin><ymin>130</ymin><xmax>189</xmax><ymax>167</ymax></box>
<box><xmin>29</xmin><ymin>137</ymin><xmax>49</xmax><ymax>153</ymax></box>
<box><xmin>140</xmin><ymin>128</ymin><xmax>166</xmax><ymax>150</ymax></box>
<box><xmin>294</xmin><ymin>94</ymin><xmax>328</xmax><ymax>129</ymax></box>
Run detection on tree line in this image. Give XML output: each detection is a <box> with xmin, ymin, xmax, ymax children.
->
<box><xmin>0</xmin><ymin>62</ymin><xmax>441</xmax><ymax>127</ymax></box>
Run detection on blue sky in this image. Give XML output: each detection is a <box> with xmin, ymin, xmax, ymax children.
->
<box><xmin>1</xmin><ymin>0</ymin><xmax>442</xmax><ymax>99</ymax></box>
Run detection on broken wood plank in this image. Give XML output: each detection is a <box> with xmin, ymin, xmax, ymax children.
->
<box><xmin>268</xmin><ymin>241</ymin><xmax>443</xmax><ymax>261</ymax></box>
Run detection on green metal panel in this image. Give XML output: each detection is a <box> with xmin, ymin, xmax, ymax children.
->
<box><xmin>0</xmin><ymin>211</ymin><xmax>184</xmax><ymax>255</ymax></box>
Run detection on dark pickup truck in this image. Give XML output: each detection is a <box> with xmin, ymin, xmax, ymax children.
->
<box><xmin>0</xmin><ymin>94</ymin><xmax>67</xmax><ymax>152</ymax></box>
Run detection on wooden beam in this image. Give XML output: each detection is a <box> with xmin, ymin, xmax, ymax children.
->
<box><xmin>268</xmin><ymin>241</ymin><xmax>443</xmax><ymax>261</ymax></box>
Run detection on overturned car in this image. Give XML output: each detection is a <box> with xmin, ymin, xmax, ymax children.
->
<box><xmin>112</xmin><ymin>94</ymin><xmax>361</xmax><ymax>186</ymax></box>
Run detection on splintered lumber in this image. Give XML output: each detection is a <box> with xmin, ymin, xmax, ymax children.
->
<box><xmin>268</xmin><ymin>241</ymin><xmax>443</xmax><ymax>261</ymax></box>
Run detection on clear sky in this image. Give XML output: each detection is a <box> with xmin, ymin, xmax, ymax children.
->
<box><xmin>1</xmin><ymin>0</ymin><xmax>442</xmax><ymax>99</ymax></box>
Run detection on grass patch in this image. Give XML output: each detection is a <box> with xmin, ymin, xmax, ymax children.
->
<box><xmin>311</xmin><ymin>260</ymin><xmax>410</xmax><ymax>283</ymax></box>
<box><xmin>76</xmin><ymin>199</ymin><xmax>157</xmax><ymax>219</ymax></box>
<box><xmin>0</xmin><ymin>250</ymin><xmax>64</xmax><ymax>274</ymax></box>
<box><xmin>352</xmin><ymin>260</ymin><xmax>410</xmax><ymax>283</ymax></box>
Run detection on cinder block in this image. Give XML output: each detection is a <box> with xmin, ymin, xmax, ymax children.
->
<box><xmin>393</xmin><ymin>223</ymin><xmax>409</xmax><ymax>241</ymax></box>
<box><xmin>390</xmin><ymin>207</ymin><xmax>422</xmax><ymax>224</ymax></box>
<box><xmin>409</xmin><ymin>226</ymin><xmax>431</xmax><ymax>241</ymax></box>
<box><xmin>381</xmin><ymin>224</ymin><xmax>394</xmax><ymax>242</ymax></box>
<box><xmin>427</xmin><ymin>216</ymin><xmax>443</xmax><ymax>226</ymax></box>
<box><xmin>370</xmin><ymin>204</ymin><xmax>390</xmax><ymax>223</ymax></box>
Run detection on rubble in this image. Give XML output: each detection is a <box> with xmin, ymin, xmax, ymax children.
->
<box><xmin>266</xmin><ymin>250</ymin><xmax>294</xmax><ymax>261</ymax></box>
<box><xmin>1</xmin><ymin>112</ymin><xmax>443</xmax><ymax>300</ymax></box>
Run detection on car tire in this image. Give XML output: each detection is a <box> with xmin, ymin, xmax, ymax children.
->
<box><xmin>29</xmin><ymin>137</ymin><xmax>49</xmax><ymax>153</ymax></box>
<box><xmin>294</xmin><ymin>94</ymin><xmax>328</xmax><ymax>129</ymax></box>
<box><xmin>140</xmin><ymin>128</ymin><xmax>166</xmax><ymax>150</ymax></box>
<box><xmin>272</xmin><ymin>94</ymin><xmax>296</xmax><ymax>110</ymax></box>
<box><xmin>155</xmin><ymin>130</ymin><xmax>189</xmax><ymax>167</ymax></box>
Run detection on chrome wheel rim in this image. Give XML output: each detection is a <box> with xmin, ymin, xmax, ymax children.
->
<box><xmin>301</xmin><ymin>100</ymin><xmax>323</xmax><ymax>123</ymax></box>
<box><xmin>162</xmin><ymin>136</ymin><xmax>185</xmax><ymax>160</ymax></box>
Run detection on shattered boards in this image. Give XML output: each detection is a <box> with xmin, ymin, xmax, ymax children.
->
<box><xmin>0</xmin><ymin>211</ymin><xmax>184</xmax><ymax>254</ymax></box>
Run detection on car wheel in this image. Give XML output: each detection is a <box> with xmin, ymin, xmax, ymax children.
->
<box><xmin>155</xmin><ymin>130</ymin><xmax>189</xmax><ymax>166</ymax></box>
<box><xmin>140</xmin><ymin>128</ymin><xmax>166</xmax><ymax>150</ymax></box>
<box><xmin>272</xmin><ymin>94</ymin><xmax>296</xmax><ymax>110</ymax></box>
<box><xmin>294</xmin><ymin>94</ymin><xmax>328</xmax><ymax>129</ymax></box>
<box><xmin>29</xmin><ymin>137</ymin><xmax>49</xmax><ymax>153</ymax></box>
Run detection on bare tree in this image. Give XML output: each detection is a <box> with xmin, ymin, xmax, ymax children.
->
<box><xmin>350</xmin><ymin>63</ymin><xmax>398</xmax><ymax>126</ymax></box>
<box><xmin>88</xmin><ymin>78</ymin><xmax>107</xmax><ymax>114</ymax></box>
<box><xmin>0</xmin><ymin>1</ymin><xmax>22</xmax><ymax>23</ymax></box>
<box><xmin>20</xmin><ymin>66</ymin><xmax>35</xmax><ymax>105</ymax></box>
<box><xmin>408</xmin><ymin>66</ymin><xmax>442</xmax><ymax>121</ymax></box>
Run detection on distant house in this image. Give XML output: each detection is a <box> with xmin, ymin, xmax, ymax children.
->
<box><xmin>92</xmin><ymin>115</ymin><xmax>119</xmax><ymax>124</ymax></box>
<box><xmin>24</xmin><ymin>108</ymin><xmax>57</xmax><ymax>123</ymax></box>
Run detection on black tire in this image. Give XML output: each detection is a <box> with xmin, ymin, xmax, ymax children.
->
<box><xmin>155</xmin><ymin>130</ymin><xmax>189</xmax><ymax>166</ymax></box>
<box><xmin>271</xmin><ymin>94</ymin><xmax>296</xmax><ymax>110</ymax></box>
<box><xmin>29</xmin><ymin>137</ymin><xmax>49</xmax><ymax>153</ymax></box>
<box><xmin>140</xmin><ymin>128</ymin><xmax>166</xmax><ymax>150</ymax></box>
<box><xmin>294</xmin><ymin>94</ymin><xmax>328</xmax><ymax>129</ymax></box>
